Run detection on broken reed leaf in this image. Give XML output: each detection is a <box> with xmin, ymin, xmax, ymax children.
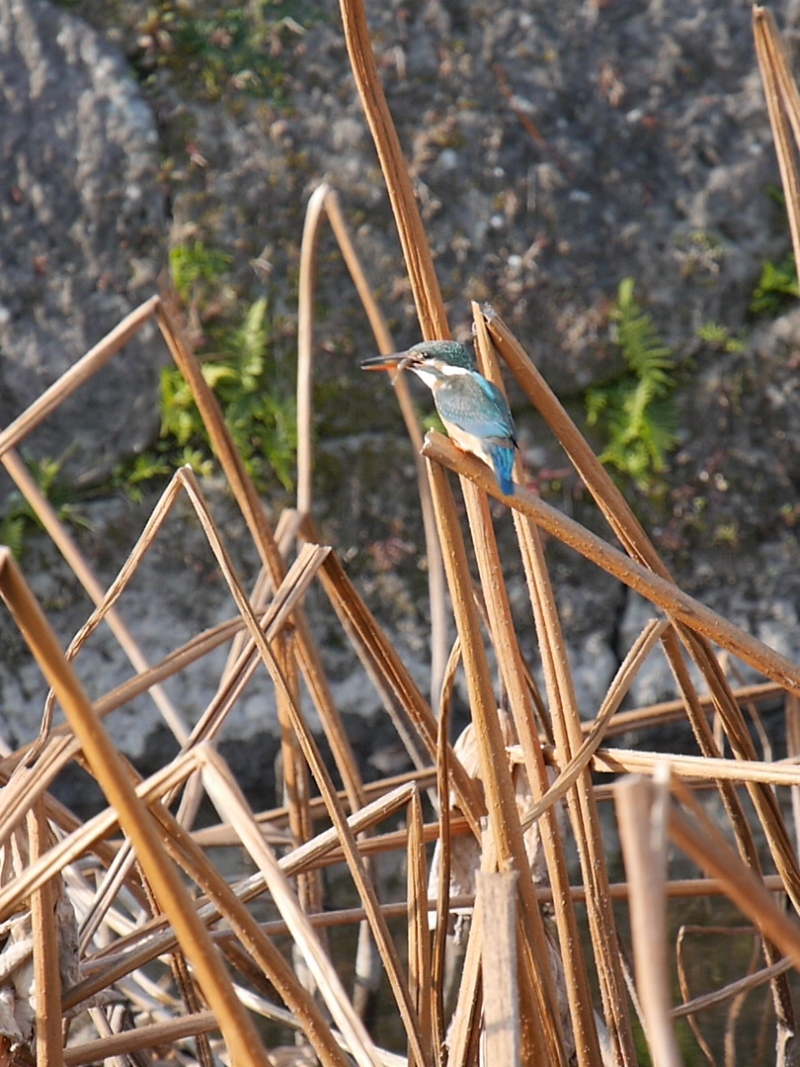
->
<box><xmin>0</xmin><ymin>297</ymin><xmax>160</xmax><ymax>462</ymax></box>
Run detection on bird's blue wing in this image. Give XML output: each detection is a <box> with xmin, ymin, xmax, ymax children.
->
<box><xmin>434</xmin><ymin>373</ymin><xmax>517</xmax><ymax>441</ymax></box>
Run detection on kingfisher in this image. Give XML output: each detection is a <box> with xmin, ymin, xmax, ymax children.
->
<box><xmin>361</xmin><ymin>339</ymin><xmax>518</xmax><ymax>495</ymax></box>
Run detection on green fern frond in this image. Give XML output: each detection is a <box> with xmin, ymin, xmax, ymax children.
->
<box><xmin>585</xmin><ymin>279</ymin><xmax>677</xmax><ymax>490</ymax></box>
<box><xmin>0</xmin><ymin>516</ymin><xmax>26</xmax><ymax>559</ymax></box>
<box><xmin>751</xmin><ymin>254</ymin><xmax>799</xmax><ymax>315</ymax></box>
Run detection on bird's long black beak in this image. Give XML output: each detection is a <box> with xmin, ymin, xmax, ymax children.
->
<box><xmin>360</xmin><ymin>352</ymin><xmax>407</xmax><ymax>371</ymax></box>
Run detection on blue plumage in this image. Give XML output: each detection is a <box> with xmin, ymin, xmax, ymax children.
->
<box><xmin>361</xmin><ymin>339</ymin><xmax>519</xmax><ymax>496</ymax></box>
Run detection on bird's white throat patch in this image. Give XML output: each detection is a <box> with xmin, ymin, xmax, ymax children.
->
<box><xmin>411</xmin><ymin>361</ymin><xmax>471</xmax><ymax>390</ymax></box>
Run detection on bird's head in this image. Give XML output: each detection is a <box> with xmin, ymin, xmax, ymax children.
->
<box><xmin>360</xmin><ymin>339</ymin><xmax>477</xmax><ymax>378</ymax></box>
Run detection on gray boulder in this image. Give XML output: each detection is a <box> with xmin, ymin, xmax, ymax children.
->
<box><xmin>0</xmin><ymin>0</ymin><xmax>166</xmax><ymax>483</ymax></box>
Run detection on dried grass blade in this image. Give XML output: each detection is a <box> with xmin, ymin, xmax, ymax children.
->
<box><xmin>425</xmin><ymin>458</ymin><xmax>569</xmax><ymax>1065</ymax></box>
<box><xmin>421</xmin><ymin>431</ymin><xmax>800</xmax><ymax>696</ymax></box>
<box><xmin>616</xmin><ymin>774</ymin><xmax>683</xmax><ymax>1067</ymax></box>
<box><xmin>28</xmin><ymin>800</ymin><xmax>64</xmax><ymax>1067</ymax></box>
<box><xmin>0</xmin><ymin>550</ymin><xmax>270</xmax><ymax>1066</ymax></box>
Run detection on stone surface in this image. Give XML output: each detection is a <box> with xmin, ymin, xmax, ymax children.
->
<box><xmin>0</xmin><ymin>0</ymin><xmax>167</xmax><ymax>483</ymax></box>
<box><xmin>3</xmin><ymin>0</ymin><xmax>800</xmax><ymax>812</ymax></box>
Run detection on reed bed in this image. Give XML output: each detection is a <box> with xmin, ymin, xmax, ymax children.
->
<box><xmin>1</xmin><ymin>3</ymin><xmax>800</xmax><ymax>1065</ymax></box>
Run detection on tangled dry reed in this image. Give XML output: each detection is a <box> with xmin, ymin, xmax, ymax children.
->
<box><xmin>1</xmin><ymin>3</ymin><xmax>800</xmax><ymax>1066</ymax></box>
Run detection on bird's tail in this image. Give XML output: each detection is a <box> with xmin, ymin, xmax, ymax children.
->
<box><xmin>488</xmin><ymin>441</ymin><xmax>516</xmax><ymax>496</ymax></box>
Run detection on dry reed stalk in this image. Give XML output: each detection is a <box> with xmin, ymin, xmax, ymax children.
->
<box><xmin>156</xmin><ymin>296</ymin><xmax>371</xmax><ymax>825</ymax></box>
<box><xmin>0</xmin><ymin>550</ymin><xmax>271</xmax><ymax>1067</ymax></box>
<box><xmin>668</xmin><ymin>786</ymin><xmax>800</xmax><ymax>972</ymax></box>
<box><xmin>469</xmin><ymin>309</ymin><xmax>610</xmax><ymax>1065</ymax></box>
<box><xmin>425</xmin><ymin>457</ymin><xmax>570</xmax><ymax>1065</ymax></box>
<box><xmin>480</xmin><ymin>305</ymin><xmax>800</xmax><ymax>1038</ymax></box>
<box><xmin>61</xmin><ymin>1011</ymin><xmax>220</xmax><ymax>1067</ymax></box>
<box><xmin>455</xmin><ymin>409</ymin><xmax>603</xmax><ymax>1058</ymax></box>
<box><xmin>64</xmin><ymin>781</ymin><xmax>420</xmax><ymax>1019</ymax></box>
<box><xmin>0</xmin><ymin>533</ymin><xmax>321</xmax><ymax>801</ymax></box>
<box><xmin>313</xmin><ymin>546</ymin><xmax>483</xmax><ymax>832</ymax></box>
<box><xmin>406</xmin><ymin>787</ymin><xmax>433</xmax><ymax>1067</ymax></box>
<box><xmin>593</xmin><ymin>746</ymin><xmax>800</xmax><ymax>785</ymax></box>
<box><xmin>478</xmin><ymin>870</ymin><xmax>520</xmax><ymax>1066</ymax></box>
<box><xmin>27</xmin><ymin>800</ymin><xmax>63</xmax><ymax>1067</ymax></box>
<box><xmin>753</xmin><ymin>7</ymin><xmax>800</xmax><ymax>271</ymax></box>
<box><xmin>316</xmin><ymin>185</ymin><xmax>449</xmax><ymax>706</ymax></box>
<box><xmin>445</xmin><ymin>891</ymin><xmax>484</xmax><ymax>1067</ymax></box>
<box><xmin>301</xmin><ymin>515</ymin><xmax>433</xmax><ymax>777</ymax></box>
<box><xmin>615</xmin><ymin>774</ymin><xmax>683</xmax><ymax>1067</ymax></box>
<box><xmin>422</xmin><ymin>430</ymin><xmax>800</xmax><ymax>695</ymax></box>
<box><xmin>297</xmin><ymin>182</ymin><xmax>330</xmax><ymax>517</ymax></box>
<box><xmin>672</xmin><ymin>952</ymin><xmax>794</xmax><ymax>1020</ymax></box>
<box><xmin>674</xmin><ymin>923</ymin><xmax>759</xmax><ymax>1064</ymax></box>
<box><xmin>338</xmin><ymin>0</ymin><xmax>447</xmax><ymax>339</ymax></box>
<box><xmin>590</xmin><ymin>681</ymin><xmax>782</xmax><ymax>740</ymax></box>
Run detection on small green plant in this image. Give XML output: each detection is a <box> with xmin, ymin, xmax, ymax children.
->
<box><xmin>0</xmin><ymin>456</ymin><xmax>89</xmax><ymax>558</ymax></box>
<box><xmin>138</xmin><ymin>241</ymin><xmax>298</xmax><ymax>493</ymax></box>
<box><xmin>585</xmin><ymin>278</ymin><xmax>678</xmax><ymax>491</ymax></box>
<box><xmin>134</xmin><ymin>1</ymin><xmax>319</xmax><ymax>103</ymax></box>
<box><xmin>697</xmin><ymin>321</ymin><xmax>745</xmax><ymax>353</ymax></box>
<box><xmin>750</xmin><ymin>253</ymin><xmax>799</xmax><ymax>314</ymax></box>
